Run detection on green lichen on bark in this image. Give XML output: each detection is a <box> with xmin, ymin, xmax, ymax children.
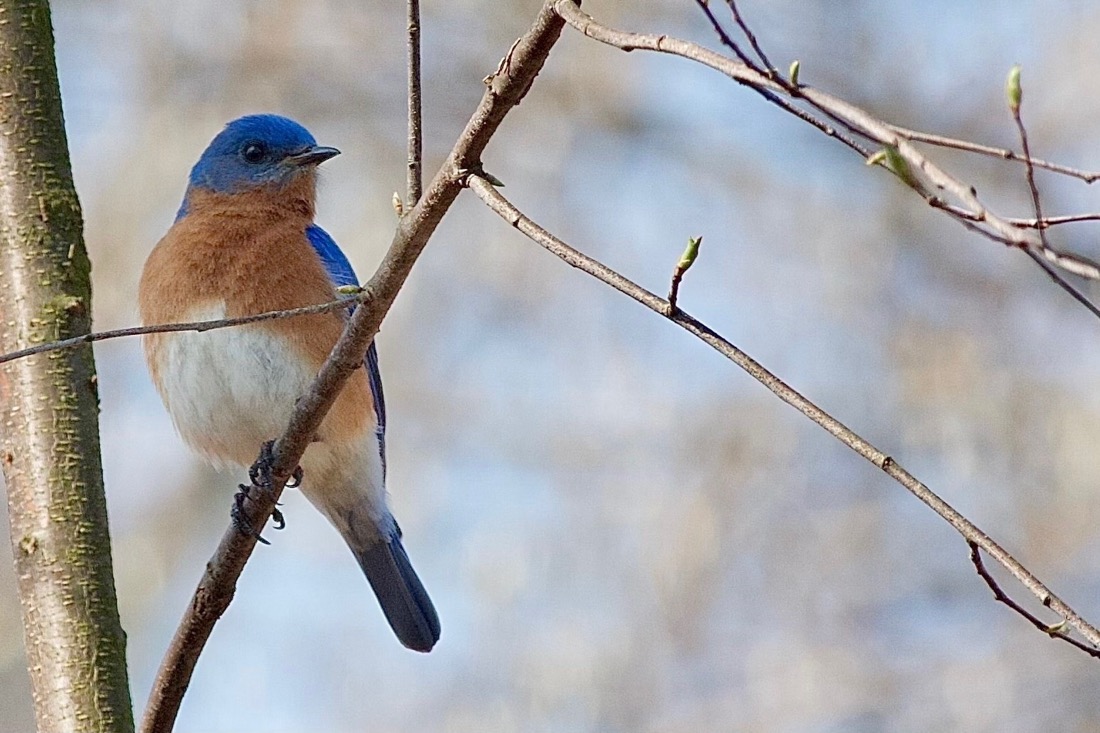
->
<box><xmin>0</xmin><ymin>1</ymin><xmax>135</xmax><ymax>732</ymax></box>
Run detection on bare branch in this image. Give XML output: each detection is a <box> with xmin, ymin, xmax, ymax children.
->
<box><xmin>1008</xmin><ymin>67</ymin><xmax>1050</xmax><ymax>249</ymax></box>
<box><xmin>1022</xmin><ymin>248</ymin><xmax>1100</xmax><ymax>320</ymax></box>
<box><xmin>691</xmin><ymin>0</ymin><xmax>870</xmax><ymax>157</ymax></box>
<box><xmin>1011</xmin><ymin>213</ymin><xmax>1100</xmax><ymax>228</ymax></box>
<box><xmin>0</xmin><ymin>296</ymin><xmax>360</xmax><ymax>366</ymax></box>
<box><xmin>724</xmin><ymin>0</ymin><xmax>776</xmax><ymax>76</ymax></box>
<box><xmin>140</xmin><ymin>3</ymin><xmax>572</xmax><ymax>731</ymax></box>
<box><xmin>969</xmin><ymin>543</ymin><xmax>1100</xmax><ymax>659</ymax></box>
<box><xmin>891</xmin><ymin>125</ymin><xmax>1100</xmax><ymax>183</ymax></box>
<box><xmin>467</xmin><ymin>172</ymin><xmax>1100</xmax><ymax>654</ymax></box>
<box><xmin>553</xmin><ymin>0</ymin><xmax>1100</xmax><ymax>289</ymax></box>
<box><xmin>406</xmin><ymin>0</ymin><xmax>423</xmax><ymax>204</ymax></box>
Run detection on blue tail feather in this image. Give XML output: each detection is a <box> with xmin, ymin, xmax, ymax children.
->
<box><xmin>353</xmin><ymin>534</ymin><xmax>440</xmax><ymax>653</ymax></box>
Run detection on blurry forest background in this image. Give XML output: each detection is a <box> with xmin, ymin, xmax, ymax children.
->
<box><xmin>4</xmin><ymin>0</ymin><xmax>1100</xmax><ymax>731</ymax></box>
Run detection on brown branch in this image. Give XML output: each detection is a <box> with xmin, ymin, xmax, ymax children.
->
<box><xmin>406</xmin><ymin>0</ymin><xmax>423</xmax><ymax>204</ymax></box>
<box><xmin>139</xmin><ymin>4</ymin><xmax>572</xmax><ymax>732</ymax></box>
<box><xmin>554</xmin><ymin>0</ymin><xmax>1100</xmax><ymax>287</ymax></box>
<box><xmin>0</xmin><ymin>296</ymin><xmax>360</xmax><ymax>366</ymax></box>
<box><xmin>467</xmin><ymin>172</ymin><xmax>1100</xmax><ymax>654</ymax></box>
<box><xmin>969</xmin><ymin>542</ymin><xmax>1100</xmax><ymax>658</ymax></box>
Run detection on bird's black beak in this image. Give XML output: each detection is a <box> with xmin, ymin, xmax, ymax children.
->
<box><xmin>285</xmin><ymin>145</ymin><xmax>341</xmax><ymax>167</ymax></box>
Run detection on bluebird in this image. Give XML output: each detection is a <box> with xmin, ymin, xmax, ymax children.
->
<box><xmin>139</xmin><ymin>114</ymin><xmax>440</xmax><ymax>652</ymax></box>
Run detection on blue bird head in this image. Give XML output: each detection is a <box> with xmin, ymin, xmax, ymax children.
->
<box><xmin>187</xmin><ymin>114</ymin><xmax>340</xmax><ymax>195</ymax></box>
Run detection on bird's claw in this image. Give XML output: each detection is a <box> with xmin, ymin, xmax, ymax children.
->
<box><xmin>249</xmin><ymin>439</ymin><xmax>303</xmax><ymax>489</ymax></box>
<box><xmin>286</xmin><ymin>465</ymin><xmax>304</xmax><ymax>489</ymax></box>
<box><xmin>232</xmin><ymin>483</ymin><xmax>271</xmax><ymax>545</ymax></box>
<box><xmin>234</xmin><ymin>440</ymin><xmax>292</xmax><ymax>544</ymax></box>
<box><xmin>248</xmin><ymin>440</ymin><xmax>276</xmax><ymax>489</ymax></box>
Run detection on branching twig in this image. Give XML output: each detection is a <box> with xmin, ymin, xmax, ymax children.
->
<box><xmin>691</xmin><ymin>0</ymin><xmax>870</xmax><ymax>158</ymax></box>
<box><xmin>1007</xmin><ymin>67</ymin><xmax>1049</xmax><ymax>248</ymax></box>
<box><xmin>0</xmin><ymin>296</ymin><xmax>360</xmax><ymax>366</ymax></box>
<box><xmin>692</xmin><ymin>0</ymin><xmax>755</xmax><ymax>69</ymax></box>
<box><xmin>969</xmin><ymin>542</ymin><xmax>1100</xmax><ymax>659</ymax></box>
<box><xmin>467</xmin><ymin>172</ymin><xmax>1100</xmax><ymax>654</ymax></box>
<box><xmin>406</xmin><ymin>0</ymin><xmax>423</xmax><ymax>204</ymax></box>
<box><xmin>724</xmin><ymin>0</ymin><xmax>776</xmax><ymax>77</ymax></box>
<box><xmin>140</xmin><ymin>4</ymin><xmax>571</xmax><ymax>731</ymax></box>
<box><xmin>554</xmin><ymin>0</ymin><xmax>1100</xmax><ymax>302</ymax></box>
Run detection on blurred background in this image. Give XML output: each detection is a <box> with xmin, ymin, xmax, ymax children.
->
<box><xmin>4</xmin><ymin>0</ymin><xmax>1100</xmax><ymax>730</ymax></box>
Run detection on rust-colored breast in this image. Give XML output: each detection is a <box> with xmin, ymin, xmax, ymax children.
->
<box><xmin>138</xmin><ymin>175</ymin><xmax>373</xmax><ymax>445</ymax></box>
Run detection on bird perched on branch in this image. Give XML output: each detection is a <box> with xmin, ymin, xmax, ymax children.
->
<box><xmin>139</xmin><ymin>114</ymin><xmax>440</xmax><ymax>653</ymax></box>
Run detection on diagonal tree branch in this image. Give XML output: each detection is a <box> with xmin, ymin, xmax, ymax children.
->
<box><xmin>466</xmin><ymin>172</ymin><xmax>1100</xmax><ymax>655</ymax></box>
<box><xmin>139</xmin><ymin>3</ymin><xmax>572</xmax><ymax>732</ymax></box>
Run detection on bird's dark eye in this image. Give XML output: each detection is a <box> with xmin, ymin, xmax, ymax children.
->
<box><xmin>241</xmin><ymin>142</ymin><xmax>266</xmax><ymax>164</ymax></box>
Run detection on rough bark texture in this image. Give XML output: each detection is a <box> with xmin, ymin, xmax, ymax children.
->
<box><xmin>0</xmin><ymin>1</ymin><xmax>135</xmax><ymax>731</ymax></box>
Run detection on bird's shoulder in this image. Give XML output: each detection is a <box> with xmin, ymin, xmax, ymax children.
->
<box><xmin>307</xmin><ymin>224</ymin><xmax>359</xmax><ymax>288</ymax></box>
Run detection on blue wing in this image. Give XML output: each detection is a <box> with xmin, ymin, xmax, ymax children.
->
<box><xmin>306</xmin><ymin>225</ymin><xmax>387</xmax><ymax>472</ymax></box>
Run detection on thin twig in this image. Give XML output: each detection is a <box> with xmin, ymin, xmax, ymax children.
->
<box><xmin>692</xmin><ymin>0</ymin><xmax>755</xmax><ymax>69</ymax></box>
<box><xmin>1006</xmin><ymin>71</ymin><xmax>1100</xmax><ymax>289</ymax></box>
<box><xmin>725</xmin><ymin>0</ymin><xmax>776</xmax><ymax>76</ymax></box>
<box><xmin>0</xmin><ymin>296</ymin><xmax>360</xmax><ymax>366</ymax></box>
<box><xmin>406</xmin><ymin>0</ymin><xmax>423</xmax><ymax>204</ymax></box>
<box><xmin>690</xmin><ymin>0</ymin><xmax>869</xmax><ymax>157</ymax></box>
<box><xmin>1010</xmin><ymin>213</ymin><xmax>1100</xmax><ymax>228</ymax></box>
<box><xmin>1009</xmin><ymin>70</ymin><xmax>1050</xmax><ymax>250</ymax></box>
<box><xmin>692</xmin><ymin>1</ymin><xmax>1100</xmax><ymax>291</ymax></box>
<box><xmin>467</xmin><ymin>172</ymin><xmax>1100</xmax><ymax>654</ymax></box>
<box><xmin>891</xmin><ymin>125</ymin><xmax>1100</xmax><ymax>183</ymax></box>
<box><xmin>1023</xmin><ymin>248</ymin><xmax>1100</xmax><ymax>320</ymax></box>
<box><xmin>969</xmin><ymin>543</ymin><xmax>1100</xmax><ymax>658</ymax></box>
<box><xmin>140</xmin><ymin>4</ymin><xmax>572</xmax><ymax>732</ymax></box>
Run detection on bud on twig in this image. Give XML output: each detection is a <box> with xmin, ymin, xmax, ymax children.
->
<box><xmin>667</xmin><ymin>236</ymin><xmax>702</xmax><ymax>314</ymax></box>
<box><xmin>1006</xmin><ymin>64</ymin><xmax>1022</xmax><ymax>112</ymax></box>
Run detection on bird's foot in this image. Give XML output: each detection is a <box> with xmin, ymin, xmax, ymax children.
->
<box><xmin>231</xmin><ymin>483</ymin><xmax>285</xmax><ymax>545</ymax></box>
<box><xmin>229</xmin><ymin>484</ymin><xmax>269</xmax><ymax>544</ymax></box>
<box><xmin>247</xmin><ymin>440</ymin><xmax>276</xmax><ymax>489</ymax></box>
<box><xmin>233</xmin><ymin>440</ymin><xmax>292</xmax><ymax>544</ymax></box>
<box><xmin>248</xmin><ymin>439</ymin><xmax>303</xmax><ymax>488</ymax></box>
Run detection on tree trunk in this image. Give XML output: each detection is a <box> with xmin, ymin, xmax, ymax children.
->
<box><xmin>0</xmin><ymin>1</ymin><xmax>135</xmax><ymax>731</ymax></box>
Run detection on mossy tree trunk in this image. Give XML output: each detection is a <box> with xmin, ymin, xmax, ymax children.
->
<box><xmin>0</xmin><ymin>1</ymin><xmax>135</xmax><ymax>731</ymax></box>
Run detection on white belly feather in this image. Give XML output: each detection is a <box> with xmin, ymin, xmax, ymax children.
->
<box><xmin>152</xmin><ymin>302</ymin><xmax>314</xmax><ymax>467</ymax></box>
<box><xmin>147</xmin><ymin>301</ymin><xmax>391</xmax><ymax>542</ymax></box>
